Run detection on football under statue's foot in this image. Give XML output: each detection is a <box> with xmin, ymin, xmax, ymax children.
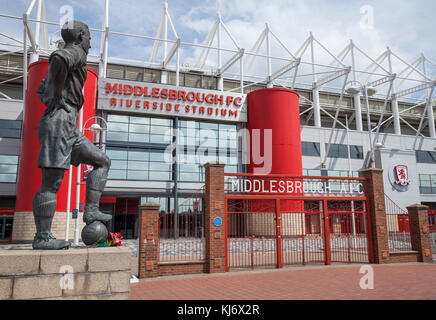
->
<box><xmin>83</xmin><ymin>209</ymin><xmax>112</xmax><ymax>225</ymax></box>
<box><xmin>32</xmin><ymin>233</ymin><xmax>70</xmax><ymax>250</ymax></box>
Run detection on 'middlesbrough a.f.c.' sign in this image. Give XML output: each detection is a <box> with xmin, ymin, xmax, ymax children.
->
<box><xmin>97</xmin><ymin>78</ymin><xmax>247</xmax><ymax>122</ymax></box>
<box><xmin>226</xmin><ymin>177</ymin><xmax>365</xmax><ymax>196</ymax></box>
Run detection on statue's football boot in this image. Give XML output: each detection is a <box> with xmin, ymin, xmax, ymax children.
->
<box><xmin>83</xmin><ymin>206</ymin><xmax>112</xmax><ymax>225</ymax></box>
<box><xmin>32</xmin><ymin>232</ymin><xmax>70</xmax><ymax>250</ymax></box>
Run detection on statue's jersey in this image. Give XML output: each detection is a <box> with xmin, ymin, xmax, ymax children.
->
<box><xmin>47</xmin><ymin>44</ymin><xmax>88</xmax><ymax>109</ymax></box>
<box><xmin>36</xmin><ymin>44</ymin><xmax>89</xmax><ymax>170</ymax></box>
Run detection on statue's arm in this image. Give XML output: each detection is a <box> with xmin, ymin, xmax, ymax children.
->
<box><xmin>45</xmin><ymin>55</ymin><xmax>70</xmax><ymax>117</ymax></box>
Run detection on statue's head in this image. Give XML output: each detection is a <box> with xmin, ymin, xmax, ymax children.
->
<box><xmin>61</xmin><ymin>20</ymin><xmax>91</xmax><ymax>54</ymax></box>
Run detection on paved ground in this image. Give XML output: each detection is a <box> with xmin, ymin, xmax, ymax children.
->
<box><xmin>130</xmin><ymin>261</ymin><xmax>436</xmax><ymax>300</ymax></box>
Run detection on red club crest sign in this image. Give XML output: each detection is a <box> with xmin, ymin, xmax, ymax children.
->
<box><xmin>393</xmin><ymin>165</ymin><xmax>410</xmax><ymax>186</ymax></box>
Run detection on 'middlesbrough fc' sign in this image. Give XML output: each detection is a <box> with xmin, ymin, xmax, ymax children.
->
<box><xmin>97</xmin><ymin>78</ymin><xmax>247</xmax><ymax>122</ymax></box>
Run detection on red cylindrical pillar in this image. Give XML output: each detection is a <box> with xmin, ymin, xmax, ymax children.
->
<box><xmin>246</xmin><ymin>88</ymin><xmax>302</xmax><ymax>212</ymax></box>
<box><xmin>246</xmin><ymin>88</ymin><xmax>302</xmax><ymax>175</ymax></box>
<box><xmin>15</xmin><ymin>60</ymin><xmax>97</xmax><ymax>213</ymax></box>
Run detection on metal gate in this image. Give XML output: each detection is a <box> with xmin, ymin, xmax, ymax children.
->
<box><xmin>224</xmin><ymin>174</ymin><xmax>372</xmax><ymax>271</ymax></box>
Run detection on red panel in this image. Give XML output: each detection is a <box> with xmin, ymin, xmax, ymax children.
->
<box><xmin>0</xmin><ymin>208</ymin><xmax>14</xmax><ymax>216</ymax></box>
<box><xmin>100</xmin><ymin>195</ymin><xmax>117</xmax><ymax>204</ymax></box>
<box><xmin>115</xmin><ymin>198</ymin><xmax>140</xmax><ymax>215</ymax></box>
<box><xmin>15</xmin><ymin>61</ymin><xmax>97</xmax><ymax>213</ymax></box>
<box><xmin>397</xmin><ymin>215</ymin><xmax>410</xmax><ymax>233</ymax></box>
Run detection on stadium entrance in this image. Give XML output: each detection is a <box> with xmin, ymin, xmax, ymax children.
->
<box><xmin>224</xmin><ymin>173</ymin><xmax>373</xmax><ymax>271</ymax></box>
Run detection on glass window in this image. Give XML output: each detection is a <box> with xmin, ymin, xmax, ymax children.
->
<box><xmin>129</xmin><ymin>124</ymin><xmax>149</xmax><ymax>133</ymax></box>
<box><xmin>128</xmin><ymin>133</ymin><xmax>149</xmax><ymax>143</ymax></box>
<box><xmin>0</xmin><ymin>85</ymin><xmax>23</xmax><ymax>100</ymax></box>
<box><xmin>108</xmin><ymin>122</ymin><xmax>128</xmax><ymax>132</ymax></box>
<box><xmin>140</xmin><ymin>196</ymin><xmax>169</xmax><ymax>212</ymax></box>
<box><xmin>8</xmin><ymin>55</ymin><xmax>22</xmax><ymax>68</ymax></box>
<box><xmin>307</xmin><ymin>169</ymin><xmax>322</xmax><ymax>176</ymax></box>
<box><xmin>350</xmin><ymin>145</ymin><xmax>364</xmax><ymax>159</ymax></box>
<box><xmin>127</xmin><ymin>170</ymin><xmax>148</xmax><ymax>180</ymax></box>
<box><xmin>151</xmin><ymin>118</ymin><xmax>172</xmax><ymax>126</ymax></box>
<box><xmin>202</xmin><ymin>76</ymin><xmax>217</xmax><ymax>90</ymax></box>
<box><xmin>419</xmin><ymin>174</ymin><xmax>436</xmax><ymax>194</ymax></box>
<box><xmin>144</xmin><ymin>69</ymin><xmax>161</xmax><ymax>83</ymax></box>
<box><xmin>111</xmin><ymin>160</ymin><xmax>127</xmax><ymax>170</ymax></box>
<box><xmin>149</xmin><ymin>171</ymin><xmax>171</xmax><ymax>180</ymax></box>
<box><xmin>149</xmin><ymin>162</ymin><xmax>170</xmax><ymax>171</ymax></box>
<box><xmin>107</xmin><ymin>64</ymin><xmax>124</xmax><ymax>79</ymax></box>
<box><xmin>107</xmin><ymin>145</ymin><xmax>172</xmax><ymax>182</ymax></box>
<box><xmin>106</xmin><ymin>149</ymin><xmax>127</xmax><ymax>160</ymax></box>
<box><xmin>168</xmin><ymin>71</ymin><xmax>184</xmax><ymax>86</ymax></box>
<box><xmin>150</xmin><ymin>151</ymin><xmax>169</xmax><ymax>162</ymax></box>
<box><xmin>326</xmin><ymin>144</ymin><xmax>363</xmax><ymax>159</ymax></box>
<box><xmin>128</xmin><ymin>150</ymin><xmax>149</xmax><ymax>161</ymax></box>
<box><xmin>108</xmin><ymin>114</ymin><xmax>128</xmax><ymax>123</ymax></box>
<box><xmin>150</xmin><ymin>125</ymin><xmax>170</xmax><ymax>135</ymax></box>
<box><xmin>108</xmin><ymin>169</ymin><xmax>127</xmax><ymax>180</ymax></box>
<box><xmin>0</xmin><ymin>155</ymin><xmax>18</xmax><ymax>183</ymax></box>
<box><xmin>128</xmin><ymin>161</ymin><xmax>147</xmax><ymax>171</ymax></box>
<box><xmin>150</xmin><ymin>134</ymin><xmax>171</xmax><ymax>144</ymax></box>
<box><xmin>301</xmin><ymin>142</ymin><xmax>320</xmax><ymax>157</ymax></box>
<box><xmin>107</xmin><ymin>131</ymin><xmax>128</xmax><ymax>141</ymax></box>
<box><xmin>0</xmin><ymin>120</ymin><xmax>21</xmax><ymax>139</ymax></box>
<box><xmin>107</xmin><ymin>114</ymin><xmax>173</xmax><ymax>145</ymax></box>
<box><xmin>185</xmin><ymin>73</ymin><xmax>201</xmax><ymax>88</ymax></box>
<box><xmin>223</xmin><ymin>80</ymin><xmax>239</xmax><ymax>91</ymax></box>
<box><xmin>130</xmin><ymin>116</ymin><xmax>150</xmax><ymax>125</ymax></box>
<box><xmin>200</xmin><ymin>122</ymin><xmax>218</xmax><ymax>130</ymax></box>
<box><xmin>125</xmin><ymin>66</ymin><xmax>143</xmax><ymax>81</ymax></box>
<box><xmin>416</xmin><ymin>151</ymin><xmax>436</xmax><ymax>164</ymax></box>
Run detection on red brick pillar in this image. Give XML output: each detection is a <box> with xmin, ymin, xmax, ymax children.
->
<box><xmin>361</xmin><ymin>168</ymin><xmax>389</xmax><ymax>264</ymax></box>
<box><xmin>204</xmin><ymin>161</ymin><xmax>226</xmax><ymax>273</ymax></box>
<box><xmin>138</xmin><ymin>202</ymin><xmax>160</xmax><ymax>279</ymax></box>
<box><xmin>407</xmin><ymin>204</ymin><xmax>433</xmax><ymax>262</ymax></box>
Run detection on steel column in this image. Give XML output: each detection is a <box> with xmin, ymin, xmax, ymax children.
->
<box><xmin>322</xmin><ymin>199</ymin><xmax>331</xmax><ymax>265</ymax></box>
<box><xmin>275</xmin><ymin>198</ymin><xmax>282</xmax><ymax>268</ymax></box>
<box><xmin>312</xmin><ymin>85</ymin><xmax>321</xmax><ymax>127</ymax></box>
<box><xmin>391</xmin><ymin>95</ymin><xmax>401</xmax><ymax>135</ymax></box>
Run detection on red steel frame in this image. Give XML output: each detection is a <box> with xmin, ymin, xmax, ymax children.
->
<box><xmin>224</xmin><ymin>173</ymin><xmax>374</xmax><ymax>271</ymax></box>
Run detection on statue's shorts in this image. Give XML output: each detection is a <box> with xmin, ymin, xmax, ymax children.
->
<box><xmin>36</xmin><ymin>103</ymin><xmax>103</xmax><ymax>170</ymax></box>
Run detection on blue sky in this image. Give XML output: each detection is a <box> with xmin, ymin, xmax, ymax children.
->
<box><xmin>1</xmin><ymin>0</ymin><xmax>436</xmax><ymax>91</ymax></box>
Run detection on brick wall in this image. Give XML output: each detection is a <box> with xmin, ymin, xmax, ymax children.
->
<box><xmin>389</xmin><ymin>251</ymin><xmax>419</xmax><ymax>263</ymax></box>
<box><xmin>407</xmin><ymin>204</ymin><xmax>433</xmax><ymax>262</ymax></box>
<box><xmin>12</xmin><ymin>211</ymin><xmax>86</xmax><ymax>242</ymax></box>
<box><xmin>138</xmin><ymin>202</ymin><xmax>160</xmax><ymax>279</ymax></box>
<box><xmin>158</xmin><ymin>261</ymin><xmax>207</xmax><ymax>277</ymax></box>
<box><xmin>361</xmin><ymin>168</ymin><xmax>389</xmax><ymax>264</ymax></box>
<box><xmin>204</xmin><ymin>161</ymin><xmax>226</xmax><ymax>273</ymax></box>
<box><xmin>361</xmin><ymin>169</ymin><xmax>433</xmax><ymax>264</ymax></box>
<box><xmin>137</xmin><ymin>161</ymin><xmax>226</xmax><ymax>279</ymax></box>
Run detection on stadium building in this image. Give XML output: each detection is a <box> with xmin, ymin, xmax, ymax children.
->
<box><xmin>0</xmin><ymin>0</ymin><xmax>435</xmax><ymax>244</ymax></box>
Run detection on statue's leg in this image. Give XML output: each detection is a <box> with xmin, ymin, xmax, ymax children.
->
<box><xmin>32</xmin><ymin>168</ymin><xmax>70</xmax><ymax>249</ymax></box>
<box><xmin>71</xmin><ymin>135</ymin><xmax>112</xmax><ymax>224</ymax></box>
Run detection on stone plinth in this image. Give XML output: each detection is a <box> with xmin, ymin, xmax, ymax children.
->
<box><xmin>12</xmin><ymin>211</ymin><xmax>86</xmax><ymax>242</ymax></box>
<box><xmin>0</xmin><ymin>247</ymin><xmax>131</xmax><ymax>300</ymax></box>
